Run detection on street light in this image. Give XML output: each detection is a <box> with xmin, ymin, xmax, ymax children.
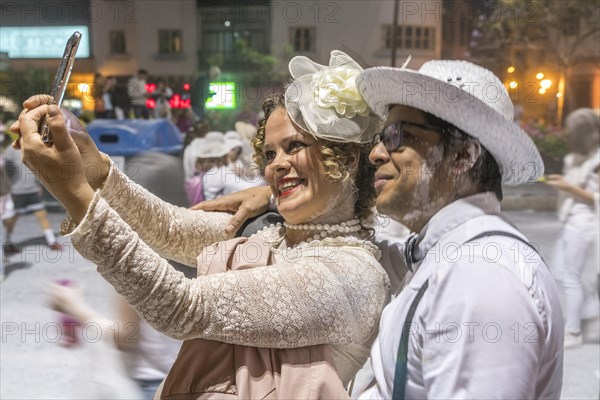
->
<box><xmin>540</xmin><ymin>79</ymin><xmax>552</xmax><ymax>89</ymax></box>
<box><xmin>536</xmin><ymin>72</ymin><xmax>544</xmax><ymax>80</ymax></box>
<box><xmin>509</xmin><ymin>81</ymin><xmax>518</xmax><ymax>89</ymax></box>
<box><xmin>507</xmin><ymin>66</ymin><xmax>516</xmax><ymax>73</ymax></box>
<box><xmin>539</xmin><ymin>88</ymin><xmax>547</xmax><ymax>94</ymax></box>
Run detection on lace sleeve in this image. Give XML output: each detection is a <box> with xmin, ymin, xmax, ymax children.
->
<box><xmin>67</xmin><ymin>196</ymin><xmax>390</xmax><ymax>349</ymax></box>
<box><xmin>98</xmin><ymin>161</ymin><xmax>233</xmax><ymax>266</ymax></box>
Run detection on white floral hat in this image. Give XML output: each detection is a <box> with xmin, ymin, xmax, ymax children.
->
<box><xmin>285</xmin><ymin>50</ymin><xmax>380</xmax><ymax>144</ymax></box>
<box><xmin>357</xmin><ymin>60</ymin><xmax>544</xmax><ymax>185</ymax></box>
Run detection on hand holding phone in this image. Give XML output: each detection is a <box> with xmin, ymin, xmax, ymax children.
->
<box><xmin>40</xmin><ymin>31</ymin><xmax>82</xmax><ymax>144</ymax></box>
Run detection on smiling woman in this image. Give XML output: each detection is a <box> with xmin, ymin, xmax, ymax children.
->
<box><xmin>252</xmin><ymin>95</ymin><xmax>376</xmax><ymax>232</ymax></box>
<box><xmin>13</xmin><ymin>50</ymin><xmax>389</xmax><ymax>399</ymax></box>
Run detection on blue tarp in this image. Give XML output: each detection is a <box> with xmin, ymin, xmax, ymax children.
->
<box><xmin>87</xmin><ymin>119</ymin><xmax>183</xmax><ymax>156</ymax></box>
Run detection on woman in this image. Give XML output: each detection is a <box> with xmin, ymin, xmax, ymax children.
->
<box><xmin>544</xmin><ymin>108</ymin><xmax>600</xmax><ymax>348</ymax></box>
<box><xmin>13</xmin><ymin>51</ymin><xmax>389</xmax><ymax>398</ymax></box>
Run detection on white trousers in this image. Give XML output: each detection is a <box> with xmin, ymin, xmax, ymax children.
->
<box><xmin>552</xmin><ymin>211</ymin><xmax>600</xmax><ymax>333</ymax></box>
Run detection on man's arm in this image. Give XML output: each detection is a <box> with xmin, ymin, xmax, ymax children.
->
<box><xmin>191</xmin><ymin>185</ymin><xmax>272</xmax><ymax>234</ymax></box>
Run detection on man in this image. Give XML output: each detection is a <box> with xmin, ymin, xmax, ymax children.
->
<box><xmin>193</xmin><ymin>60</ymin><xmax>564</xmax><ymax>399</ymax></box>
<box><xmin>127</xmin><ymin>69</ymin><xmax>150</xmax><ymax>119</ymax></box>
<box><xmin>351</xmin><ymin>60</ymin><xmax>564</xmax><ymax>399</ymax></box>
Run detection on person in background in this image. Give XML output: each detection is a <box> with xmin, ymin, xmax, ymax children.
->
<box><xmin>112</xmin><ymin>78</ymin><xmax>131</xmax><ymax>120</ymax></box>
<box><xmin>1</xmin><ymin>131</ymin><xmax>14</xmax><ymax>281</ymax></box>
<box><xmin>234</xmin><ymin>121</ymin><xmax>263</xmax><ymax>180</ymax></box>
<box><xmin>92</xmin><ymin>73</ymin><xmax>107</xmax><ymax>119</ymax></box>
<box><xmin>47</xmin><ymin>282</ymin><xmax>181</xmax><ymax>399</ymax></box>
<box><xmin>183</xmin><ymin>120</ymin><xmax>211</xmax><ymax>150</ymax></box>
<box><xmin>152</xmin><ymin>79</ymin><xmax>173</xmax><ymax>120</ymax></box>
<box><xmin>128</xmin><ymin>69</ymin><xmax>150</xmax><ymax>119</ymax></box>
<box><xmin>224</xmin><ymin>130</ymin><xmax>264</xmax><ymax>185</ymax></box>
<box><xmin>174</xmin><ymin>108</ymin><xmax>196</xmax><ymax>134</ymax></box>
<box><xmin>191</xmin><ymin>66</ymin><xmax>220</xmax><ymax>121</ymax></box>
<box><xmin>544</xmin><ymin>108</ymin><xmax>600</xmax><ymax>348</ymax></box>
<box><xmin>2</xmin><ymin>145</ymin><xmax>62</xmax><ymax>252</ymax></box>
<box><xmin>102</xmin><ymin>76</ymin><xmax>117</xmax><ymax>119</ymax></box>
<box><xmin>224</xmin><ymin>130</ymin><xmax>244</xmax><ymax>171</ymax></box>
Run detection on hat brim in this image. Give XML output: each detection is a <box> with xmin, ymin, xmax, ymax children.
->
<box><xmin>357</xmin><ymin>67</ymin><xmax>544</xmax><ymax>185</ymax></box>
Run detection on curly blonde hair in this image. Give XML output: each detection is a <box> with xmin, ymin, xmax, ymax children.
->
<box><xmin>252</xmin><ymin>94</ymin><xmax>377</xmax><ymax>236</ymax></box>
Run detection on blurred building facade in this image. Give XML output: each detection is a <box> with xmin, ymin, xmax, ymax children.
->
<box><xmin>270</xmin><ymin>0</ymin><xmax>442</xmax><ymax>72</ymax></box>
<box><xmin>441</xmin><ymin>0</ymin><xmax>475</xmax><ymax>60</ymax></box>
<box><xmin>2</xmin><ymin>0</ymin><xmax>453</xmax><ymax>112</ymax></box>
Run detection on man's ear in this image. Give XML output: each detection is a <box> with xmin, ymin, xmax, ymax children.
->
<box><xmin>449</xmin><ymin>140</ymin><xmax>481</xmax><ymax>176</ymax></box>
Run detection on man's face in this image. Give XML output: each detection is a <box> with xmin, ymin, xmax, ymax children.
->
<box><xmin>369</xmin><ymin>105</ymin><xmax>450</xmax><ymax>232</ymax></box>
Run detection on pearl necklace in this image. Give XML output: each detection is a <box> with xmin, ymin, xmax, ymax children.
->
<box><xmin>252</xmin><ymin>218</ymin><xmax>369</xmax><ymax>251</ymax></box>
<box><xmin>284</xmin><ymin>218</ymin><xmax>362</xmax><ymax>241</ymax></box>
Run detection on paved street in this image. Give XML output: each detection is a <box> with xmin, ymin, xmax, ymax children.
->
<box><xmin>1</xmin><ymin>209</ymin><xmax>599</xmax><ymax>399</ymax></box>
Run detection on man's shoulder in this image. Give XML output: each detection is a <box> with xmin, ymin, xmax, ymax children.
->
<box><xmin>424</xmin><ymin>217</ymin><xmax>543</xmax><ymax>288</ymax></box>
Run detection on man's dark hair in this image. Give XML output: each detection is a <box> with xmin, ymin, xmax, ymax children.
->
<box><xmin>424</xmin><ymin>113</ymin><xmax>503</xmax><ymax>201</ymax></box>
<box><xmin>138</xmin><ymin>69</ymin><xmax>148</xmax><ymax>75</ymax></box>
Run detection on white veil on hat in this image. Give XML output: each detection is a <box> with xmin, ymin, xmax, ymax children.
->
<box><xmin>284</xmin><ymin>50</ymin><xmax>380</xmax><ymax>144</ymax></box>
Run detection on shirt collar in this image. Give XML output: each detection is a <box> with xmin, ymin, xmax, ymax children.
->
<box><xmin>408</xmin><ymin>192</ymin><xmax>501</xmax><ymax>265</ymax></box>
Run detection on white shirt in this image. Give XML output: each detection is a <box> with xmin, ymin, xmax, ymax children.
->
<box><xmin>202</xmin><ymin>165</ymin><xmax>264</xmax><ymax>200</ymax></box>
<box><xmin>358</xmin><ymin>192</ymin><xmax>564</xmax><ymax>400</ymax></box>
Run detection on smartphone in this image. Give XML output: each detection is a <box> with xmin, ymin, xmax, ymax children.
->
<box><xmin>40</xmin><ymin>31</ymin><xmax>82</xmax><ymax>144</ymax></box>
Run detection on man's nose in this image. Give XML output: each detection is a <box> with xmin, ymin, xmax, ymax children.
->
<box><xmin>369</xmin><ymin>141</ymin><xmax>390</xmax><ymax>166</ymax></box>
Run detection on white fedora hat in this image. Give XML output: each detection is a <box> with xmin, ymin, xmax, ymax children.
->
<box><xmin>357</xmin><ymin>60</ymin><xmax>544</xmax><ymax>185</ymax></box>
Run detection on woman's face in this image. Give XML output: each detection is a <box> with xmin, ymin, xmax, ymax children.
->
<box><xmin>262</xmin><ymin>108</ymin><xmax>351</xmax><ymax>225</ymax></box>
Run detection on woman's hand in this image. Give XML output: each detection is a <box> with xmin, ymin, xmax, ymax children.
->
<box><xmin>544</xmin><ymin>173</ymin><xmax>597</xmax><ymax>204</ymax></box>
<box><xmin>544</xmin><ymin>174</ymin><xmax>572</xmax><ymax>192</ymax></box>
<box><xmin>11</xmin><ymin>95</ymin><xmax>110</xmax><ymax>190</ymax></box>
<box><xmin>15</xmin><ymin>103</ymin><xmax>94</xmax><ymax>223</ymax></box>
<box><xmin>191</xmin><ymin>186</ymin><xmax>272</xmax><ymax>234</ymax></box>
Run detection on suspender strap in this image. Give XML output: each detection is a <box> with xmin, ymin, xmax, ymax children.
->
<box><xmin>390</xmin><ymin>230</ymin><xmax>542</xmax><ymax>399</ymax></box>
<box><xmin>392</xmin><ymin>279</ymin><xmax>429</xmax><ymax>400</ymax></box>
<box><xmin>466</xmin><ymin>230</ymin><xmax>545</xmax><ymax>264</ymax></box>
<box><xmin>467</xmin><ymin>230</ymin><xmax>533</xmax><ymax>248</ymax></box>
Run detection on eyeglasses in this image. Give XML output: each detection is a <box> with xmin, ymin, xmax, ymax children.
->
<box><xmin>372</xmin><ymin>121</ymin><xmax>445</xmax><ymax>152</ymax></box>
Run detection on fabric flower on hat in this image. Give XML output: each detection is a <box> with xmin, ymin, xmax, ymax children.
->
<box><xmin>312</xmin><ymin>66</ymin><xmax>370</xmax><ymax>119</ymax></box>
<box><xmin>285</xmin><ymin>50</ymin><xmax>380</xmax><ymax>144</ymax></box>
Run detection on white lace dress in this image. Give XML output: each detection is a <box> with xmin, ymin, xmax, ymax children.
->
<box><xmin>62</xmin><ymin>162</ymin><xmax>391</xmax><ymax>384</ymax></box>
